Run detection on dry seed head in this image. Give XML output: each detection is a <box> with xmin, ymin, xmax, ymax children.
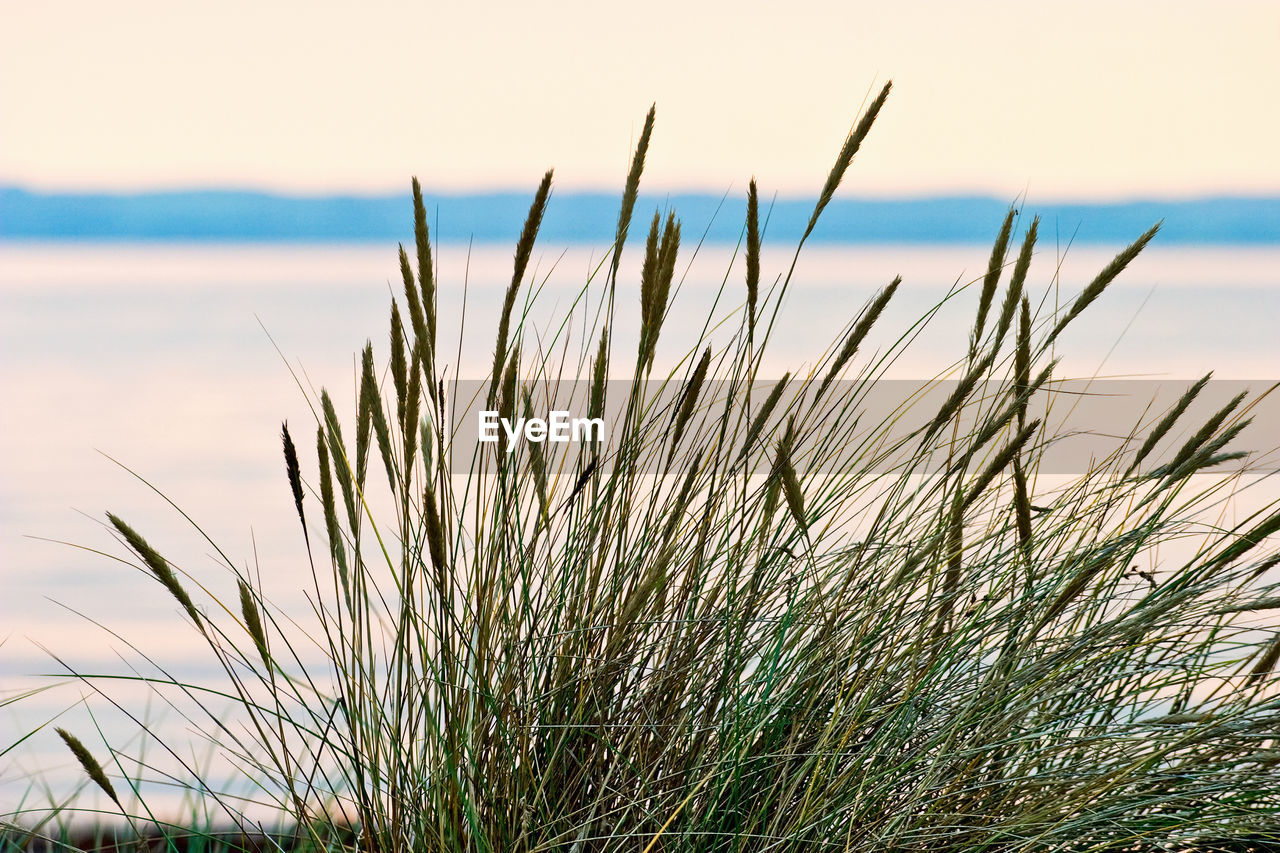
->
<box><xmin>818</xmin><ymin>275</ymin><xmax>900</xmax><ymax>399</ymax></box>
<box><xmin>1248</xmin><ymin>552</ymin><xmax>1280</xmax><ymax>582</ymax></box>
<box><xmin>973</xmin><ymin>207</ymin><xmax>1016</xmax><ymax>350</ymax></box>
<box><xmin>56</xmin><ymin>728</ymin><xmax>119</xmax><ymax>806</ymax></box>
<box><xmin>1197</xmin><ymin>450</ymin><xmax>1249</xmax><ymax>471</ymax></box>
<box><xmin>501</xmin><ymin>347</ymin><xmax>519</xmax><ymax>420</ymax></box>
<box><xmin>315</xmin><ymin>425</ymin><xmax>350</xmax><ymax>591</ymax></box>
<box><xmin>358</xmin><ymin>341</ymin><xmax>395</xmax><ymax>490</ymax></box>
<box><xmin>1048</xmin><ymin>221</ymin><xmax>1160</xmax><ymax>345</ymax></box>
<box><xmin>962</xmin><ymin>360</ymin><xmax>1053</xmax><ymax>466</ymax></box>
<box><xmin>420</xmin><ymin>416</ymin><xmax>435</xmax><ymax>474</ymax></box>
<box><xmin>958</xmin><ymin>396</ymin><xmax>1024</xmax><ymax>470</ymax></box>
<box><xmin>1130</xmin><ymin>373</ymin><xmax>1211</xmax><ymax>475</ymax></box>
<box><xmin>390</xmin><ymin>301</ymin><xmax>408</xmax><ymax>427</ymax></box>
<box><xmin>776</xmin><ymin>441</ymin><xmax>807</xmax><ymax>533</ymax></box>
<box><xmin>993</xmin><ymin>217</ymin><xmax>1038</xmax><ymax>350</ymax></box>
<box><xmin>398</xmin><ymin>243</ymin><xmax>429</xmax><ymax>350</ymax></box>
<box><xmin>806</xmin><ymin>81</ymin><xmax>891</xmax><ymax>242</ymax></box>
<box><xmin>281</xmin><ymin>422</ymin><xmax>307</xmax><ymax>546</ymax></box>
<box><xmin>1162</xmin><ymin>418</ymin><xmax>1252</xmax><ymax>482</ymax></box>
<box><xmin>1157</xmin><ymin>390</ymin><xmax>1248</xmax><ymax>480</ymax></box>
<box><xmin>589</xmin><ymin>326</ymin><xmax>609</xmax><ymax>422</ymax></box>
<box><xmin>491</xmin><ymin>170</ymin><xmax>553</xmax><ymax>404</ymax></box>
<box><xmin>653</xmin><ymin>216</ymin><xmax>680</xmax><ymax>320</ymax></box>
<box><xmin>927</xmin><ymin>350</ymin><xmax>997</xmax><ymax>439</ymax></box>
<box><xmin>611</xmin><ymin>104</ymin><xmax>656</xmax><ymax>284</ymax></box>
<box><xmin>746</xmin><ymin>180</ymin><xmax>760</xmax><ymax>336</ymax></box>
<box><xmin>615</xmin><ymin>558</ymin><xmax>667</xmax><ymax>635</ymax></box>
<box><xmin>422</xmin><ymin>482</ymin><xmax>448</xmax><ymax>576</ymax></box>
<box><xmin>404</xmin><ymin>343</ymin><xmax>423</xmax><ymax>478</ymax></box>
<box><xmin>238</xmin><ymin>579</ymin><xmax>269</xmax><ymax>666</ymax></box>
<box><xmin>640</xmin><ymin>209</ymin><xmax>662</xmax><ymax>326</ymax></box>
<box><xmin>107</xmin><ymin>513</ymin><xmax>202</xmax><ymax>630</ymax></box>
<box><xmin>512</xmin><ymin>170</ymin><xmax>554</xmax><ymax>293</ymax></box>
<box><xmin>1248</xmin><ymin>634</ymin><xmax>1280</xmax><ymax>686</ymax></box>
<box><xmin>364</xmin><ymin>368</ymin><xmax>396</xmax><ymax>493</ymax></box>
<box><xmin>961</xmin><ymin>418</ymin><xmax>1040</xmax><ymax>513</ymax></box>
<box><xmin>740</xmin><ymin>373</ymin><xmax>791</xmax><ymax>460</ymax></box>
<box><xmin>1209</xmin><ymin>508</ymin><xmax>1280</xmax><ymax>574</ymax></box>
<box><xmin>356</xmin><ymin>343</ymin><xmax>376</xmax><ymax>487</ymax></box>
<box><xmin>1015</xmin><ymin>296</ymin><xmax>1033</xmax><ymax>429</ymax></box>
<box><xmin>671</xmin><ymin>347</ymin><xmax>712</xmax><ymax>453</ymax></box>
<box><xmin>642</xmin><ymin>213</ymin><xmax>681</xmax><ymax>367</ymax></box>
<box><xmin>638</xmin><ymin>210</ymin><xmax>662</xmax><ymax>364</ymax></box>
<box><xmin>1016</xmin><ymin>297</ymin><xmax>1031</xmax><ymax>383</ymax></box>
<box><xmin>1013</xmin><ymin>460</ymin><xmax>1033</xmax><ymax>556</ymax></box>
<box><xmin>411</xmin><ymin>176</ymin><xmax>437</xmax><ymax>349</ymax></box>
<box><xmin>655</xmin><ymin>213</ymin><xmax>680</xmax><ymax>304</ymax></box>
<box><xmin>320</xmin><ymin>389</ymin><xmax>357</xmax><ymax>532</ymax></box>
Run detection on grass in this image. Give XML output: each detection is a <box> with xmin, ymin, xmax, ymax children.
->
<box><xmin>6</xmin><ymin>82</ymin><xmax>1280</xmax><ymax>851</ymax></box>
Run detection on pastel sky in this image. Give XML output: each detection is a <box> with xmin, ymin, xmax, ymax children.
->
<box><xmin>3</xmin><ymin>1</ymin><xmax>1278</xmax><ymax>198</ymax></box>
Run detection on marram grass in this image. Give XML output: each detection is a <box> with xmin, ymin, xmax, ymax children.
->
<box><xmin>8</xmin><ymin>86</ymin><xmax>1280</xmax><ymax>853</ymax></box>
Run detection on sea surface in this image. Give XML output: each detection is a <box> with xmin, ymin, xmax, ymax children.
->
<box><xmin>2</xmin><ymin>241</ymin><xmax>1278</xmax><ymax>815</ymax></box>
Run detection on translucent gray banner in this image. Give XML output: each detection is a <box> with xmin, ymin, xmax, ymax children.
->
<box><xmin>444</xmin><ymin>378</ymin><xmax>1279</xmax><ymax>476</ymax></box>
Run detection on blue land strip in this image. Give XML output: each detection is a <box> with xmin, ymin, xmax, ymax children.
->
<box><xmin>2</xmin><ymin>188</ymin><xmax>1277</xmax><ymax>244</ymax></box>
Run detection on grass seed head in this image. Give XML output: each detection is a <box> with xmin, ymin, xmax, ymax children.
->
<box><xmin>1048</xmin><ymin>221</ymin><xmax>1161</xmax><ymax>345</ymax></box>
<box><xmin>818</xmin><ymin>275</ymin><xmax>900</xmax><ymax>399</ymax></box>
<box><xmin>390</xmin><ymin>300</ymin><xmax>408</xmax><ymax>427</ymax></box>
<box><xmin>411</xmin><ymin>176</ymin><xmax>437</xmax><ymax>349</ymax></box>
<box><xmin>611</xmin><ymin>104</ymin><xmax>656</xmax><ymax>284</ymax></box>
<box><xmin>671</xmin><ymin>347</ymin><xmax>712</xmax><ymax>455</ymax></box>
<box><xmin>398</xmin><ymin>242</ymin><xmax>429</xmax><ymax>350</ymax></box>
<box><xmin>1248</xmin><ymin>635</ymin><xmax>1280</xmax><ymax>686</ymax></box>
<box><xmin>315</xmin><ymin>424</ymin><xmax>350</xmax><ymax>595</ymax></box>
<box><xmin>806</xmin><ymin>81</ymin><xmax>891</xmax><ymax>242</ymax></box>
<box><xmin>1129</xmin><ymin>373</ymin><xmax>1212</xmax><ymax>475</ymax></box>
<box><xmin>491</xmin><ymin>170</ymin><xmax>553</xmax><ymax>404</ymax></box>
<box><xmin>746</xmin><ymin>179</ymin><xmax>760</xmax><ymax>336</ymax></box>
<box><xmin>56</xmin><ymin>728</ymin><xmax>119</xmax><ymax>807</ymax></box>
<box><xmin>973</xmin><ymin>206</ymin><xmax>1016</xmax><ymax>351</ymax></box>
<box><xmin>281</xmin><ymin>421</ymin><xmax>307</xmax><ymax>543</ymax></box>
<box><xmin>993</xmin><ymin>216</ymin><xmax>1038</xmax><ymax>351</ymax></box>
<box><xmin>740</xmin><ymin>373</ymin><xmax>791</xmax><ymax>461</ymax></box>
<box><xmin>238</xmin><ymin>579</ymin><xmax>269</xmax><ymax>666</ymax></box>
<box><xmin>589</xmin><ymin>326</ymin><xmax>609</xmax><ymax>422</ymax></box>
<box><xmin>107</xmin><ymin>512</ymin><xmax>202</xmax><ymax>630</ymax></box>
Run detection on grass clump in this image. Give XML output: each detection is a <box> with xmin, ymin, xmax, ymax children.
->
<box><xmin>8</xmin><ymin>84</ymin><xmax>1280</xmax><ymax>852</ymax></box>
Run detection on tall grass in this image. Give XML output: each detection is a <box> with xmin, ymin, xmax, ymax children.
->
<box><xmin>11</xmin><ymin>84</ymin><xmax>1280</xmax><ymax>851</ymax></box>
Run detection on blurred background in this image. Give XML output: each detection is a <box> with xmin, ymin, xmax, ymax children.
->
<box><xmin>3</xmin><ymin>0</ymin><xmax>1278</xmax><ymax>811</ymax></box>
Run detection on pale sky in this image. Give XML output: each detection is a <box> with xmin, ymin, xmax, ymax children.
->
<box><xmin>2</xmin><ymin>1</ymin><xmax>1278</xmax><ymax>198</ymax></box>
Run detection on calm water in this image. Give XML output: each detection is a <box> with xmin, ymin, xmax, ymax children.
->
<box><xmin>2</xmin><ymin>241</ymin><xmax>1278</xmax><ymax>813</ymax></box>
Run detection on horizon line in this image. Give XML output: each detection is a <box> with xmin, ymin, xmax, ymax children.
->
<box><xmin>6</xmin><ymin>184</ymin><xmax>1280</xmax><ymax>204</ymax></box>
<box><xmin>5</xmin><ymin>188</ymin><xmax>1278</xmax><ymax>245</ymax></box>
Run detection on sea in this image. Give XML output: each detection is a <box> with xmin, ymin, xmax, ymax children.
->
<box><xmin>2</xmin><ymin>240</ymin><xmax>1278</xmax><ymax>816</ymax></box>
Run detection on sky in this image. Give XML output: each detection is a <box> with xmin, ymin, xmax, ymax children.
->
<box><xmin>2</xmin><ymin>1</ymin><xmax>1279</xmax><ymax>198</ymax></box>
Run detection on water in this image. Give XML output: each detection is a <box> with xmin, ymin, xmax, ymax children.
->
<box><xmin>2</xmin><ymin>240</ymin><xmax>1278</xmax><ymax>813</ymax></box>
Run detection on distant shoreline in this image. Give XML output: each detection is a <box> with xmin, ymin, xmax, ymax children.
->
<box><xmin>3</xmin><ymin>188</ymin><xmax>1278</xmax><ymax>245</ymax></box>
